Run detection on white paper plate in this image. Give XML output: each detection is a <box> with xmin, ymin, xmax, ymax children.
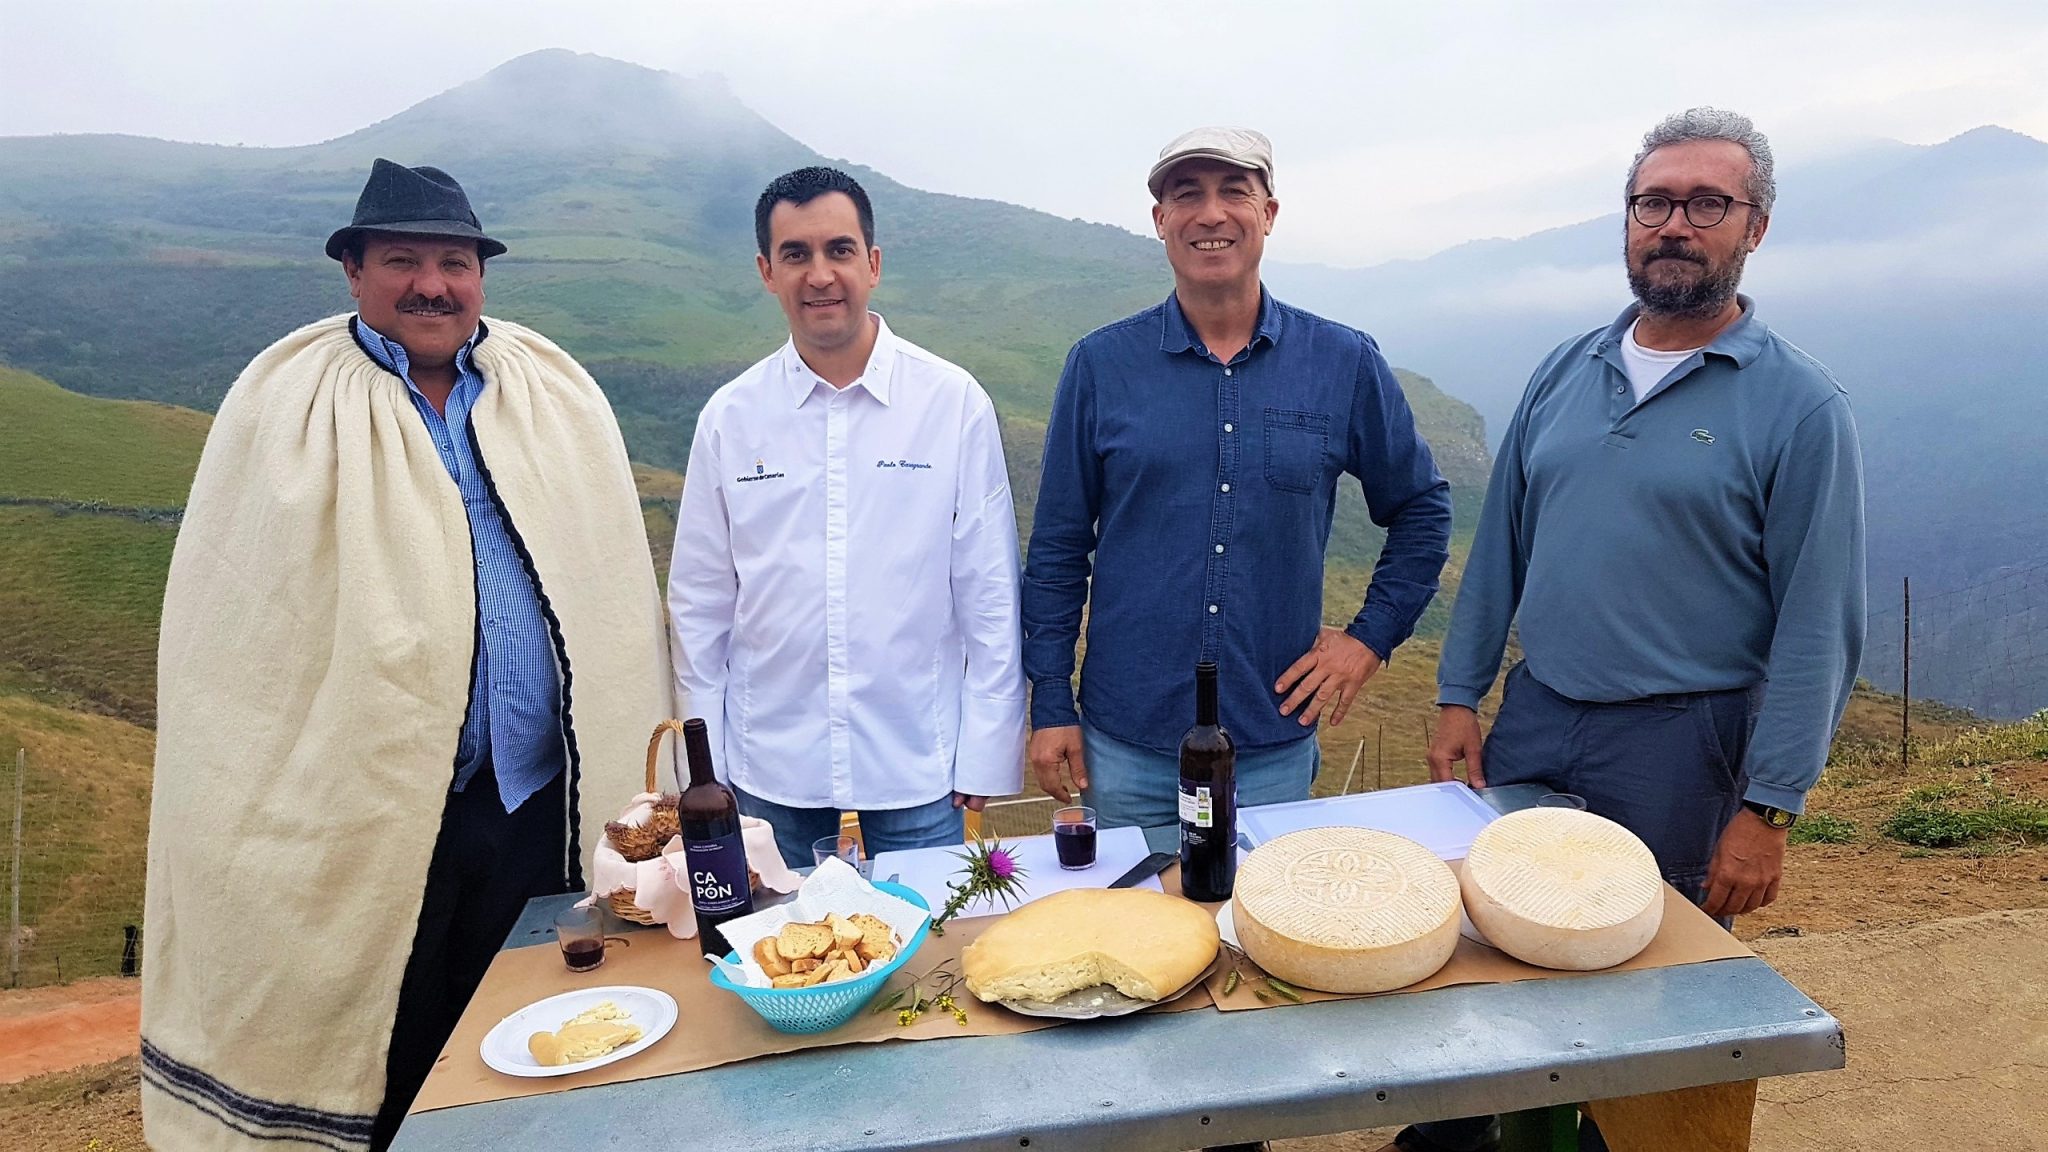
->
<box><xmin>480</xmin><ymin>985</ymin><xmax>677</xmax><ymax>1078</ymax></box>
<box><xmin>1216</xmin><ymin>901</ymin><xmax>1240</xmax><ymax>948</ymax></box>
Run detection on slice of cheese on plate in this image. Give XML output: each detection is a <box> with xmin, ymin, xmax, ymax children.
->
<box><xmin>1461</xmin><ymin>807</ymin><xmax>1663</xmax><ymax>971</ymax></box>
<box><xmin>1232</xmin><ymin>826</ymin><xmax>1460</xmax><ymax>994</ymax></box>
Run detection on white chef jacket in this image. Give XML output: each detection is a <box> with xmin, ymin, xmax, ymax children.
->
<box><xmin>668</xmin><ymin>316</ymin><xmax>1027</xmax><ymax>809</ymax></box>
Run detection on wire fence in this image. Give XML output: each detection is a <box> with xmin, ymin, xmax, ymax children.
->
<box><xmin>4</xmin><ymin>746</ymin><xmax>145</xmax><ymax>990</ymax></box>
<box><xmin>1864</xmin><ymin>560</ymin><xmax>2048</xmax><ymax>722</ymax></box>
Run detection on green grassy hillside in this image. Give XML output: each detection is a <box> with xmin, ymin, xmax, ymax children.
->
<box><xmin>0</xmin><ymin>369</ymin><xmax>207</xmax><ymax>723</ymax></box>
<box><xmin>0</xmin><ymin>367</ymin><xmax>208</xmax><ymax>505</ymax></box>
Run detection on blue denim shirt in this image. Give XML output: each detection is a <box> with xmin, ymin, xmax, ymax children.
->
<box><xmin>1436</xmin><ymin>298</ymin><xmax>1865</xmax><ymax>812</ymax></box>
<box><xmin>355</xmin><ymin>318</ymin><xmax>565</xmax><ymax>813</ymax></box>
<box><xmin>1023</xmin><ymin>290</ymin><xmax>1452</xmax><ymax>753</ymax></box>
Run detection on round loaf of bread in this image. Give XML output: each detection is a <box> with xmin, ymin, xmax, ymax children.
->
<box><xmin>961</xmin><ymin>888</ymin><xmax>1220</xmax><ymax>1004</ymax></box>
<box><xmin>1232</xmin><ymin>827</ymin><xmax>1461</xmax><ymax>994</ymax></box>
<box><xmin>1461</xmin><ymin>807</ymin><xmax>1663</xmax><ymax>971</ymax></box>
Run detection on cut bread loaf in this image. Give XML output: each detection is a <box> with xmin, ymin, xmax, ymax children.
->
<box><xmin>1461</xmin><ymin>807</ymin><xmax>1663</xmax><ymax>971</ymax></box>
<box><xmin>1232</xmin><ymin>826</ymin><xmax>1461</xmax><ymax>994</ymax></box>
<box><xmin>962</xmin><ymin>888</ymin><xmax>1219</xmax><ymax>1004</ymax></box>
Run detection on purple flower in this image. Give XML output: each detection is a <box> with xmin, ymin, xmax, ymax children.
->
<box><xmin>987</xmin><ymin>848</ymin><xmax>1018</xmax><ymax>881</ymax></box>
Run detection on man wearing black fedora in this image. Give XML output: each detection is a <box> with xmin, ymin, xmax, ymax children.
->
<box><xmin>142</xmin><ymin>159</ymin><xmax>672</xmax><ymax>1151</ymax></box>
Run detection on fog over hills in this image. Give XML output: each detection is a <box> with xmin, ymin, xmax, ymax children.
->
<box><xmin>0</xmin><ymin>49</ymin><xmax>1490</xmax><ymax>587</ymax></box>
<box><xmin>2</xmin><ymin>49</ymin><xmax>2040</xmax><ymax>713</ymax></box>
<box><xmin>1269</xmin><ymin>127</ymin><xmax>2048</xmax><ymax>715</ymax></box>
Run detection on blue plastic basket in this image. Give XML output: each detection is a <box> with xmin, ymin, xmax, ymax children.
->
<box><xmin>707</xmin><ymin>880</ymin><xmax>933</xmax><ymax>1035</ymax></box>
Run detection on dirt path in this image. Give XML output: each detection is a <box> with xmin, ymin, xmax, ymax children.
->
<box><xmin>0</xmin><ymin>978</ymin><xmax>139</xmax><ymax>1085</ymax></box>
<box><xmin>1748</xmin><ymin>908</ymin><xmax>2048</xmax><ymax>1152</ymax></box>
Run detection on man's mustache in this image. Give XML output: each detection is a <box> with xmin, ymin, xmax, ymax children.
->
<box><xmin>398</xmin><ymin>295</ymin><xmax>460</xmax><ymax>312</ymax></box>
<box><xmin>1645</xmin><ymin>242</ymin><xmax>1706</xmax><ymax>265</ymax></box>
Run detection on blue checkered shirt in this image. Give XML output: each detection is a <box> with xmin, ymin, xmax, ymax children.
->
<box><xmin>358</xmin><ymin>319</ymin><xmax>565</xmax><ymax>813</ymax></box>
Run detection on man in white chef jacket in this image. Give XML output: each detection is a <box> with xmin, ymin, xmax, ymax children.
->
<box><xmin>668</xmin><ymin>166</ymin><xmax>1027</xmax><ymax>868</ymax></box>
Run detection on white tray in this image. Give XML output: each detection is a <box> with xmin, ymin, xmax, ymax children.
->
<box><xmin>1237</xmin><ymin>781</ymin><xmax>1499</xmax><ymax>860</ymax></box>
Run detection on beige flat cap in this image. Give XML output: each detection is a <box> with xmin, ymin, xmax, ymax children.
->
<box><xmin>1147</xmin><ymin>126</ymin><xmax>1275</xmax><ymax>199</ymax></box>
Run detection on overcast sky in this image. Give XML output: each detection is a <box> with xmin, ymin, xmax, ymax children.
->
<box><xmin>4</xmin><ymin>0</ymin><xmax>2044</xmax><ymax>264</ymax></box>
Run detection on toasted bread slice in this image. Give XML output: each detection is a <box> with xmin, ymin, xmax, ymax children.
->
<box><xmin>754</xmin><ymin>936</ymin><xmax>791</xmax><ymax>977</ymax></box>
<box><xmin>849</xmin><ymin>914</ymin><xmax>896</xmax><ymax>961</ymax></box>
<box><xmin>827</xmin><ymin>913</ymin><xmax>863</xmax><ymax>950</ymax></box>
<box><xmin>777</xmin><ymin>921</ymin><xmax>835</xmax><ymax>961</ymax></box>
<box><xmin>770</xmin><ymin>972</ymin><xmax>810</xmax><ymax>989</ymax></box>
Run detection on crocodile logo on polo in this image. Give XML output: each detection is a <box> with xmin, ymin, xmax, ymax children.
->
<box><xmin>1690</xmin><ymin>429</ymin><xmax>1716</xmax><ymax>444</ymax></box>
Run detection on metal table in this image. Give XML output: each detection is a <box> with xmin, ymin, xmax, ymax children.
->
<box><xmin>394</xmin><ymin>784</ymin><xmax>1843</xmax><ymax>1151</ymax></box>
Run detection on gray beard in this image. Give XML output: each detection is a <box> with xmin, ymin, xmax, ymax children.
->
<box><xmin>1627</xmin><ymin>246</ymin><xmax>1748</xmax><ymax>319</ymax></box>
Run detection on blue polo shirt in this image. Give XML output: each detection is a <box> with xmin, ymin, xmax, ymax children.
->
<box><xmin>1024</xmin><ymin>290</ymin><xmax>1453</xmax><ymax>753</ymax></box>
<box><xmin>1437</xmin><ymin>297</ymin><xmax>1866</xmax><ymax>812</ymax></box>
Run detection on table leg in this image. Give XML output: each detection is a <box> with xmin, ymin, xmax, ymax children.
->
<box><xmin>1499</xmin><ymin>1103</ymin><xmax>1581</xmax><ymax>1151</ymax></box>
<box><xmin>1582</xmin><ymin>1079</ymin><xmax>1757</xmax><ymax>1152</ymax></box>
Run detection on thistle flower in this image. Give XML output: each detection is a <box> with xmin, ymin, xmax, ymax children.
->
<box><xmin>929</xmin><ymin>834</ymin><xmax>1029</xmax><ymax>934</ymax></box>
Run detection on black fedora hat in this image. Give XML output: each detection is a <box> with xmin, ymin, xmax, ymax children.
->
<box><xmin>325</xmin><ymin>158</ymin><xmax>507</xmax><ymax>262</ymax></box>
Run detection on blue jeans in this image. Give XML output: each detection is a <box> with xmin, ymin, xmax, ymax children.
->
<box><xmin>734</xmin><ymin>789</ymin><xmax>966</xmax><ymax>872</ymax></box>
<box><xmin>1412</xmin><ymin>662</ymin><xmax>1760</xmax><ymax>1152</ymax></box>
<box><xmin>1079</xmin><ymin>719</ymin><xmax>1319</xmax><ymax>830</ymax></box>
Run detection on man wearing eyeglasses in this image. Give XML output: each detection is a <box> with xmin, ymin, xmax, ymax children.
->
<box><xmin>1409</xmin><ymin>105</ymin><xmax>1867</xmax><ymax>1152</ymax></box>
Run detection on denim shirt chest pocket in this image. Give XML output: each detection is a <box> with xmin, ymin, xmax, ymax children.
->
<box><xmin>1262</xmin><ymin>408</ymin><xmax>1330</xmax><ymax>494</ymax></box>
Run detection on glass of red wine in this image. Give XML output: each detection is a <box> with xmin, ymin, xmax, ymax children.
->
<box><xmin>554</xmin><ymin>905</ymin><xmax>608</xmax><ymax>973</ymax></box>
<box><xmin>1053</xmin><ymin>805</ymin><xmax>1097</xmax><ymax>870</ymax></box>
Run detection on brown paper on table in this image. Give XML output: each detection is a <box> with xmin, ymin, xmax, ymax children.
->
<box><xmin>1202</xmin><ymin>861</ymin><xmax>1753</xmax><ymax>1012</ymax></box>
<box><xmin>411</xmin><ymin>909</ymin><xmax>1215</xmax><ymax>1114</ymax></box>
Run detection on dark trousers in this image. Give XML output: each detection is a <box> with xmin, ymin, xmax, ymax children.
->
<box><xmin>371</xmin><ymin>767</ymin><xmax>567</xmax><ymax>1151</ymax></box>
<box><xmin>1413</xmin><ymin>662</ymin><xmax>1761</xmax><ymax>1152</ymax></box>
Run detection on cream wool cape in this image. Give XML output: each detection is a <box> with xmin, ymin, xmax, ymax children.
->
<box><xmin>142</xmin><ymin>314</ymin><xmax>674</xmax><ymax>1150</ymax></box>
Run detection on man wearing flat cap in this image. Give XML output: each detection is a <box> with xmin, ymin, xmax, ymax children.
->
<box><xmin>1024</xmin><ymin>128</ymin><xmax>1453</xmax><ymax>832</ymax></box>
<box><xmin>142</xmin><ymin>159</ymin><xmax>672</xmax><ymax>1151</ymax></box>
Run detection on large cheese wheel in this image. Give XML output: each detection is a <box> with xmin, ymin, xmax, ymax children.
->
<box><xmin>1231</xmin><ymin>827</ymin><xmax>1461</xmax><ymax>994</ymax></box>
<box><xmin>961</xmin><ymin>888</ymin><xmax>1220</xmax><ymax>1004</ymax></box>
<box><xmin>1461</xmin><ymin>808</ymin><xmax>1664</xmax><ymax>971</ymax></box>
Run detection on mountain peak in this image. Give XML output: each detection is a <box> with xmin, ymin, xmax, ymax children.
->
<box><xmin>1925</xmin><ymin>124</ymin><xmax>2048</xmax><ymax>167</ymax></box>
<box><xmin>328</xmin><ymin>50</ymin><xmax>787</xmax><ymax>160</ymax></box>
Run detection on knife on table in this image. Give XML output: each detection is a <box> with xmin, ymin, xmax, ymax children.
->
<box><xmin>1108</xmin><ymin>851</ymin><xmax>1177</xmax><ymax>889</ymax></box>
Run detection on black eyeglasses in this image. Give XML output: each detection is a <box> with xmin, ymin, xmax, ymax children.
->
<box><xmin>1627</xmin><ymin>194</ymin><xmax>1758</xmax><ymax>229</ymax></box>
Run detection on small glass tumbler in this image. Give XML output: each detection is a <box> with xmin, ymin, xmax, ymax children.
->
<box><xmin>813</xmin><ymin>833</ymin><xmax>868</xmax><ymax>878</ymax></box>
<box><xmin>555</xmin><ymin>905</ymin><xmax>607</xmax><ymax>973</ymax></box>
<box><xmin>1052</xmin><ymin>805</ymin><xmax>1098</xmax><ymax>870</ymax></box>
<box><xmin>1537</xmin><ymin>792</ymin><xmax>1589</xmax><ymax>811</ymax></box>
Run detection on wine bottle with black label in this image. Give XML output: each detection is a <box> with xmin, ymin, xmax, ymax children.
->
<box><xmin>1178</xmin><ymin>660</ymin><xmax>1237</xmax><ymax>902</ymax></box>
<box><xmin>678</xmin><ymin>717</ymin><xmax>753</xmax><ymax>957</ymax></box>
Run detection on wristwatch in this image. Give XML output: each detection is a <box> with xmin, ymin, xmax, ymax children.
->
<box><xmin>1742</xmin><ymin>800</ymin><xmax>1798</xmax><ymax>829</ymax></box>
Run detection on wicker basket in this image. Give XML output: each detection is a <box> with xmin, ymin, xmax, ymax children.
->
<box><xmin>606</xmin><ymin>720</ymin><xmax>687</xmax><ymax>925</ymax></box>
